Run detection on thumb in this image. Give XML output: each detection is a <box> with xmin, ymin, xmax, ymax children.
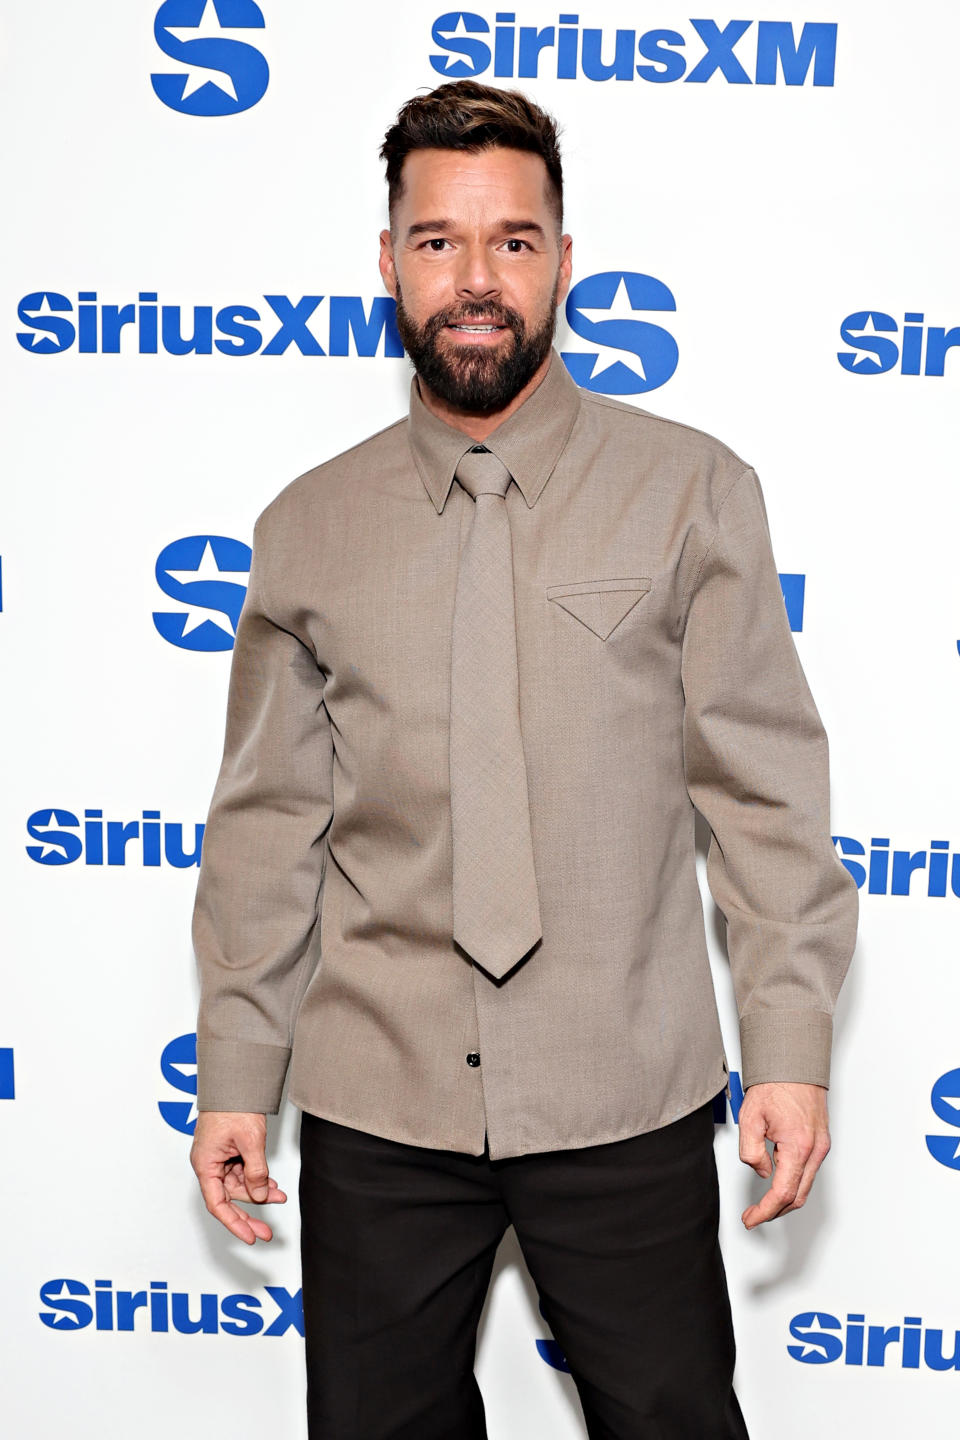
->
<box><xmin>739</xmin><ymin>1107</ymin><xmax>773</xmax><ymax>1179</ymax></box>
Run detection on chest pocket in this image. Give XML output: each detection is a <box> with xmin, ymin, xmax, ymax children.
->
<box><xmin>546</xmin><ymin>577</ymin><xmax>653</xmax><ymax>641</ymax></box>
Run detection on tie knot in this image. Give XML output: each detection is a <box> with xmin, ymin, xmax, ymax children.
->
<box><xmin>454</xmin><ymin>446</ymin><xmax>512</xmax><ymax>500</ymax></box>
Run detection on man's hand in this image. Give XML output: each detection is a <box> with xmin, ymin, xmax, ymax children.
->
<box><xmin>190</xmin><ymin>1111</ymin><xmax>287</xmax><ymax>1245</ymax></box>
<box><xmin>737</xmin><ymin>1081</ymin><xmax>830</xmax><ymax>1230</ymax></box>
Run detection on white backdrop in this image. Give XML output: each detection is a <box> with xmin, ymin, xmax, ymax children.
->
<box><xmin>3</xmin><ymin>2</ymin><xmax>960</xmax><ymax>1435</ymax></box>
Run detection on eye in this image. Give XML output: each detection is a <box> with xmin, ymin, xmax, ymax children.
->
<box><xmin>503</xmin><ymin>238</ymin><xmax>532</xmax><ymax>253</ymax></box>
<box><xmin>422</xmin><ymin>238</ymin><xmax>450</xmax><ymax>252</ymax></box>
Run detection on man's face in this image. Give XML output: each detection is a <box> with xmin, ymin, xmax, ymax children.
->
<box><xmin>379</xmin><ymin>146</ymin><xmax>572</xmax><ymax>415</ymax></box>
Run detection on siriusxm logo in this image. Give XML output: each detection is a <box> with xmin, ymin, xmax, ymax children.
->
<box><xmin>18</xmin><ymin>274</ymin><xmax>668</xmax><ymax>399</ymax></box>
<box><xmin>838</xmin><ymin>311</ymin><xmax>960</xmax><ymax>376</ymax></box>
<box><xmin>430</xmin><ymin>15</ymin><xmax>837</xmax><ymax>87</ymax></box>
<box><xmin>833</xmin><ymin>836</ymin><xmax>960</xmax><ymax>898</ymax></box>
<box><xmin>160</xmin><ymin>1033</ymin><xmax>198</xmax><ymax>1135</ymax></box>
<box><xmin>16</xmin><ymin>291</ymin><xmax>402</xmax><ymax>359</ymax></box>
<box><xmin>152</xmin><ymin>0</ymin><xmax>269</xmax><ymax>117</ymax></box>
<box><xmin>926</xmin><ymin>1069</ymin><xmax>960</xmax><ymax>1171</ymax></box>
<box><xmin>39</xmin><ymin>1278</ymin><xmax>302</xmax><ymax>1336</ymax></box>
<box><xmin>561</xmin><ymin>271</ymin><xmax>677</xmax><ymax>394</ymax></box>
<box><xmin>26</xmin><ymin>810</ymin><xmax>203</xmax><ymax>868</ymax></box>
<box><xmin>788</xmin><ymin>1312</ymin><xmax>960</xmax><ymax>1370</ymax></box>
<box><xmin>154</xmin><ymin>535</ymin><xmax>250</xmax><ymax>651</ymax></box>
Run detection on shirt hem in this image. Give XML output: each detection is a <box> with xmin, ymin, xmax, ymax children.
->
<box><xmin>288</xmin><ymin>1064</ymin><xmax>729</xmax><ymax>1161</ymax></box>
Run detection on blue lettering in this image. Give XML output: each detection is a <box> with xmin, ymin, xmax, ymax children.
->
<box><xmin>787</xmin><ymin>1312</ymin><xmax>843</xmax><ymax>1364</ymax></box>
<box><xmin>430</xmin><ymin>12</ymin><xmax>491</xmax><ymax>76</ymax></box>
<box><xmin>563</xmin><ymin>271</ymin><xmax>678</xmax><ymax>394</ymax></box>
<box><xmin>221</xmin><ymin>1294</ymin><xmax>265</xmax><ymax>1337</ymax></box>
<box><xmin>164</xmin><ymin>822</ymin><xmax>204</xmax><ymax>869</ymax></box>
<box><xmin>755</xmin><ymin>21</ymin><xmax>837</xmax><ymax>87</ymax></box>
<box><xmin>636</xmin><ymin>29</ymin><xmax>686</xmax><ymax>83</ymax></box>
<box><xmin>866</xmin><ymin>1324</ymin><xmax>901</xmax><ymax>1367</ymax></box>
<box><xmin>517</xmin><ymin>24</ymin><xmax>555</xmax><ymax>78</ymax></box>
<box><xmin>162</xmin><ymin>305</ymin><xmax>213</xmax><ymax>356</ymax></box>
<box><xmin>924</xmin><ymin>325</ymin><xmax>960</xmax><ymax>377</ymax></box>
<box><xmin>151</xmin><ymin>0</ymin><xmax>269</xmax><ymax>118</ymax></box>
<box><xmin>845</xmin><ymin>1315</ymin><xmax>864</xmax><ymax>1366</ymax></box>
<box><xmin>832</xmin><ymin>835</ymin><xmax>866</xmax><ymax>889</ymax></box>
<box><xmin>116</xmin><ymin>1290</ymin><xmax>149</xmax><ymax>1332</ymax></box>
<box><xmin>891</xmin><ymin>849</ymin><xmax>926</xmax><ymax>896</ymax></box>
<box><xmin>837</xmin><ymin>312</ymin><xmax>899</xmax><ymax>375</ymax></box>
<box><xmin>171</xmin><ymin>1291</ymin><xmax>219</xmax><ymax>1335</ymax></box>
<box><xmin>328</xmin><ymin>297</ymin><xmax>403</xmax><ymax>358</ymax></box>
<box><xmin>216</xmin><ymin>305</ymin><xmax>263</xmax><ymax>356</ymax></box>
<box><xmin>26</xmin><ymin>809</ymin><xmax>82</xmax><ymax>866</ymax></box>
<box><xmin>263</xmin><ymin>1286</ymin><xmax>304</xmax><ymax>1337</ymax></box>
<box><xmin>150</xmin><ymin>1283</ymin><xmax>168</xmax><ymax>1333</ymax></box>
<box><xmin>580</xmin><ymin>27</ymin><xmax>634</xmax><ymax>82</ymax></box>
<box><xmin>778</xmin><ymin>573</ymin><xmax>805</xmax><ymax>632</ymax></box>
<box><xmin>925</xmin><ymin>1329</ymin><xmax>960</xmax><ymax>1371</ymax></box>
<box><xmin>107</xmin><ymin>819</ymin><xmax>140</xmax><ymax>866</ymax></box>
<box><xmin>17</xmin><ymin>291</ymin><xmax>75</xmax><ymax>354</ymax></box>
<box><xmin>263</xmin><ymin>295</ymin><xmax>325</xmax><ymax>356</ymax></box>
<box><xmin>39</xmin><ymin>1279</ymin><xmax>92</xmax><ymax>1331</ymax></box>
<box><xmin>101</xmin><ymin>304</ymin><xmax>137</xmax><ymax>353</ymax></box>
<box><xmin>685</xmin><ymin>20</ymin><xmax>752</xmax><ymax>85</ymax></box>
<box><xmin>868</xmin><ymin>838</ymin><xmax>889</xmax><ymax>895</ymax></box>
<box><xmin>903</xmin><ymin>1319</ymin><xmax>923</xmax><ymax>1370</ymax></box>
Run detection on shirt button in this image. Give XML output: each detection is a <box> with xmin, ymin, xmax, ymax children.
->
<box><xmin>466</xmin><ymin>1052</ymin><xmax>481</xmax><ymax>1067</ymax></box>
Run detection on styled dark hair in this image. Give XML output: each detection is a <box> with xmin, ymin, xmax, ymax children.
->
<box><xmin>380</xmin><ymin>80</ymin><xmax>564</xmax><ymax>231</ymax></box>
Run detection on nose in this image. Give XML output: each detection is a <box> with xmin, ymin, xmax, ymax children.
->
<box><xmin>454</xmin><ymin>241</ymin><xmax>500</xmax><ymax>302</ymax></box>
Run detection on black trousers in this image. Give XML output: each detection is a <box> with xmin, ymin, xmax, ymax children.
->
<box><xmin>298</xmin><ymin>1099</ymin><xmax>750</xmax><ymax>1440</ymax></box>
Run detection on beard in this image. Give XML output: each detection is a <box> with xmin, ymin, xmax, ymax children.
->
<box><xmin>394</xmin><ymin>277</ymin><xmax>558</xmax><ymax>416</ymax></box>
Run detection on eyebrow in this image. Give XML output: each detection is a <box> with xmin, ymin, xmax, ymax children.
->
<box><xmin>405</xmin><ymin>218</ymin><xmax>548</xmax><ymax>241</ymax></box>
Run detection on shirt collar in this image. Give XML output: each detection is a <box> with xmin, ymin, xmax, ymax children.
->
<box><xmin>407</xmin><ymin>347</ymin><xmax>582</xmax><ymax>514</ymax></box>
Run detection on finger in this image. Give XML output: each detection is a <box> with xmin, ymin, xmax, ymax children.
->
<box><xmin>771</xmin><ymin>1130</ymin><xmax>831</xmax><ymax>1219</ymax></box>
<box><xmin>223</xmin><ymin>1169</ymin><xmax>288</xmax><ymax>1204</ymax></box>
<box><xmin>741</xmin><ymin>1139</ymin><xmax>810</xmax><ymax>1229</ymax></box>
<box><xmin>197</xmin><ymin>1173</ymin><xmax>260</xmax><ymax>1245</ymax></box>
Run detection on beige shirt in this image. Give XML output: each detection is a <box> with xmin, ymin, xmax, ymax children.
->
<box><xmin>193</xmin><ymin>349</ymin><xmax>858</xmax><ymax>1160</ymax></box>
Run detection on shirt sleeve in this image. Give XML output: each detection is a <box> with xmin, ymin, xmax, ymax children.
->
<box><xmin>192</xmin><ymin>513</ymin><xmax>334</xmax><ymax>1113</ymax></box>
<box><xmin>680</xmin><ymin>466</ymin><xmax>858</xmax><ymax>1090</ymax></box>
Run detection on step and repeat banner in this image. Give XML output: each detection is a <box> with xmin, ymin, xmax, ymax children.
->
<box><xmin>2</xmin><ymin>3</ymin><xmax>959</xmax><ymax>1436</ymax></box>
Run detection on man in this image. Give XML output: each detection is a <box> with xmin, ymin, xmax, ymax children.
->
<box><xmin>190</xmin><ymin>80</ymin><xmax>858</xmax><ymax>1438</ymax></box>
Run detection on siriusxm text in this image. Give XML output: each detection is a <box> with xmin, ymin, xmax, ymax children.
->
<box><xmin>16</xmin><ymin>292</ymin><xmax>402</xmax><ymax>358</ymax></box>
<box><xmin>833</xmin><ymin>836</ymin><xmax>960</xmax><ymax>898</ymax></box>
<box><xmin>789</xmin><ymin>1312</ymin><xmax>960</xmax><ymax>1370</ymax></box>
<box><xmin>39</xmin><ymin>1279</ymin><xmax>302</xmax><ymax>1337</ymax></box>
<box><xmin>26</xmin><ymin>810</ymin><xmax>203</xmax><ymax>868</ymax></box>
<box><xmin>838</xmin><ymin>312</ymin><xmax>960</xmax><ymax>376</ymax></box>
<box><xmin>430</xmin><ymin>15</ymin><xmax>837</xmax><ymax>86</ymax></box>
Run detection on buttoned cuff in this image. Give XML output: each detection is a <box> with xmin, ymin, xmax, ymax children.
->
<box><xmin>196</xmin><ymin>1038</ymin><xmax>291</xmax><ymax>1114</ymax></box>
<box><xmin>739</xmin><ymin>1010</ymin><xmax>833</xmax><ymax>1090</ymax></box>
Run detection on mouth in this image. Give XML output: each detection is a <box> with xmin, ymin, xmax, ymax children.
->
<box><xmin>444</xmin><ymin>321</ymin><xmax>509</xmax><ymax>343</ymax></box>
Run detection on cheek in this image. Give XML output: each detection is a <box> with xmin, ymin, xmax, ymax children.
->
<box><xmin>502</xmin><ymin>265</ymin><xmax>557</xmax><ymax>311</ymax></box>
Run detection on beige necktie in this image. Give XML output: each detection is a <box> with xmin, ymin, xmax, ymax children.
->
<box><xmin>449</xmin><ymin>446</ymin><xmax>543</xmax><ymax>980</ymax></box>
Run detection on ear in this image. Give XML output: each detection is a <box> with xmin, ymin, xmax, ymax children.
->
<box><xmin>555</xmin><ymin>233</ymin><xmax>573</xmax><ymax>308</ymax></box>
<box><xmin>379</xmin><ymin>229</ymin><xmax>397</xmax><ymax>299</ymax></box>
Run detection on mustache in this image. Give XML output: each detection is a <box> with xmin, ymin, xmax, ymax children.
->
<box><xmin>423</xmin><ymin>301</ymin><xmax>525</xmax><ymax>338</ymax></box>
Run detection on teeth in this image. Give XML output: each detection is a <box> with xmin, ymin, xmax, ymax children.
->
<box><xmin>452</xmin><ymin>324</ymin><xmax>499</xmax><ymax>332</ymax></box>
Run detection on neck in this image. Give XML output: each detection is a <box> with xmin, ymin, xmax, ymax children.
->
<box><xmin>416</xmin><ymin>352</ymin><xmax>552</xmax><ymax>443</ymax></box>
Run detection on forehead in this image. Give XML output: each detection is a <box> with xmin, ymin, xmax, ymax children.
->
<box><xmin>397</xmin><ymin>146</ymin><xmax>552</xmax><ymax>220</ymax></box>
